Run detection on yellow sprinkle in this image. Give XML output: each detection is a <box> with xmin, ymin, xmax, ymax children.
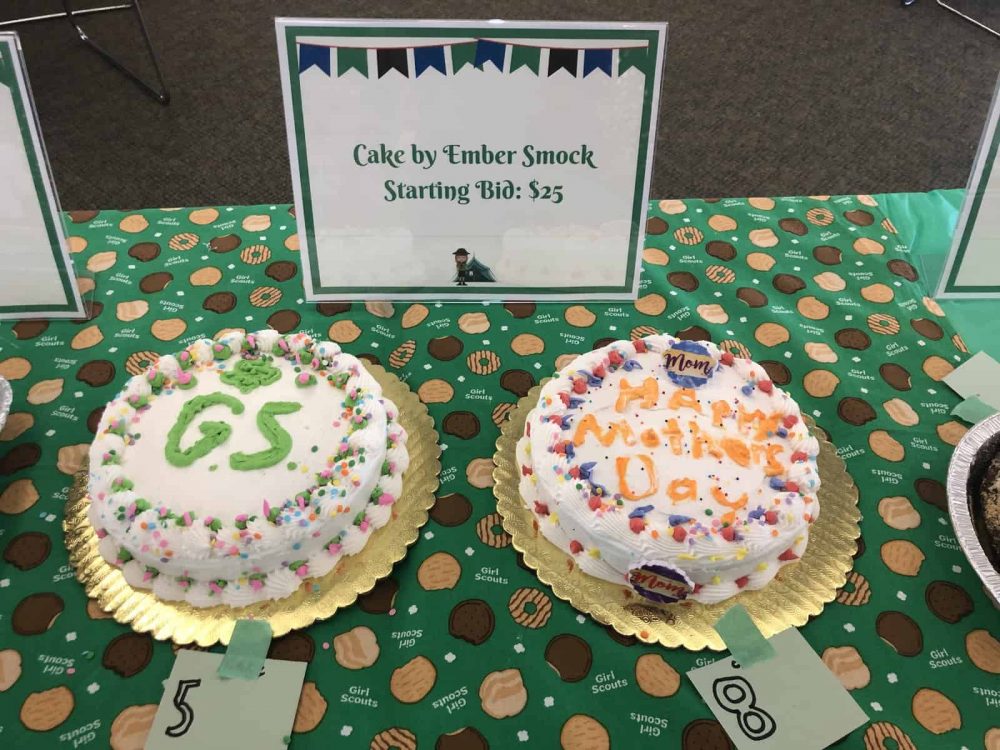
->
<box><xmin>709</xmin><ymin>555</ymin><xmax>722</xmax><ymax>562</ymax></box>
<box><xmin>549</xmin><ymin>512</ymin><xmax>559</xmax><ymax>524</ymax></box>
<box><xmin>757</xmin><ymin>562</ymin><xmax>768</xmax><ymax>571</ymax></box>
<box><xmin>794</xmin><ymin>535</ymin><xmax>804</xmax><ymax>544</ymax></box>
<box><xmin>588</xmin><ymin>548</ymin><xmax>601</xmax><ymax>559</ymax></box>
<box><xmin>678</xmin><ymin>553</ymin><xmax>696</xmax><ymax>561</ymax></box>
<box><xmin>711</xmin><ymin>575</ymin><xmax>721</xmax><ymax>585</ymax></box>
<box><xmin>735</xmin><ymin>548</ymin><xmax>748</xmax><ymax>560</ymax></box>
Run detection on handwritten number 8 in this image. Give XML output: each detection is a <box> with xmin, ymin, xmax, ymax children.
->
<box><xmin>165</xmin><ymin>679</ymin><xmax>201</xmax><ymax>738</ymax></box>
<box><xmin>711</xmin><ymin>674</ymin><xmax>776</xmax><ymax>741</ymax></box>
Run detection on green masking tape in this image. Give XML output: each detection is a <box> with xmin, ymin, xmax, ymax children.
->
<box><xmin>713</xmin><ymin>604</ymin><xmax>776</xmax><ymax>668</ymax></box>
<box><xmin>218</xmin><ymin>619</ymin><xmax>272</xmax><ymax>680</ymax></box>
<box><xmin>951</xmin><ymin>395</ymin><xmax>997</xmax><ymax>425</ymax></box>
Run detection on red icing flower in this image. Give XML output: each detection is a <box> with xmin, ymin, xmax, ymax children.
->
<box><xmin>572</xmin><ymin>378</ymin><xmax>588</xmax><ymax>394</ymax></box>
<box><xmin>633</xmin><ymin>340</ymin><xmax>647</xmax><ymax>354</ymax></box>
<box><xmin>720</xmin><ymin>526</ymin><xmax>736</xmax><ymax>542</ymax></box>
<box><xmin>735</xmin><ymin>576</ymin><xmax>749</xmax><ymax>588</ymax></box>
<box><xmin>629</xmin><ymin>517</ymin><xmax>645</xmax><ymax>534</ymax></box>
<box><xmin>521</xmin><ymin>465</ymin><xmax>533</xmax><ymax>476</ymax></box>
<box><xmin>588</xmin><ymin>496</ymin><xmax>602</xmax><ymax>510</ymax></box>
<box><xmin>569</xmin><ymin>540</ymin><xmax>584</xmax><ymax>554</ymax></box>
<box><xmin>758</xmin><ymin>379</ymin><xmax>773</xmax><ymax>394</ymax></box>
<box><xmin>720</xmin><ymin>352</ymin><xmax>735</xmax><ymax>366</ymax></box>
<box><xmin>791</xmin><ymin>450</ymin><xmax>808</xmax><ymax>463</ymax></box>
<box><xmin>672</xmin><ymin>525</ymin><xmax>687</xmax><ymax>542</ymax></box>
<box><xmin>784</xmin><ymin>481</ymin><xmax>799</xmax><ymax>493</ymax></box>
<box><xmin>764</xmin><ymin>510</ymin><xmax>779</xmax><ymax>525</ymax></box>
<box><xmin>778</xmin><ymin>548</ymin><xmax>799</xmax><ymax>561</ymax></box>
<box><xmin>593</xmin><ymin>364</ymin><xmax>606</xmax><ymax>378</ymax></box>
<box><xmin>534</xmin><ymin>501</ymin><xmax>550</xmax><ymax>516</ymax></box>
<box><xmin>608</xmin><ymin>350</ymin><xmax>623</xmax><ymax>366</ymax></box>
<box><xmin>782</xmin><ymin>414</ymin><xmax>798</xmax><ymax>428</ymax></box>
<box><xmin>568</xmin><ymin>466</ymin><xmax>580</xmax><ymax>479</ymax></box>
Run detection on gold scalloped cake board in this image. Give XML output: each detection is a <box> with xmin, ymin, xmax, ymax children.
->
<box><xmin>64</xmin><ymin>363</ymin><xmax>440</xmax><ymax>646</ymax></box>
<box><xmin>494</xmin><ymin>381</ymin><xmax>860</xmax><ymax>650</ymax></box>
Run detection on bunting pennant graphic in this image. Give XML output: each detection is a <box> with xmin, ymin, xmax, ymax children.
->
<box><xmin>298</xmin><ymin>44</ymin><xmax>331</xmax><ymax>75</ymax></box>
<box><xmin>451</xmin><ymin>42</ymin><xmax>477</xmax><ymax>73</ymax></box>
<box><xmin>377</xmin><ymin>48</ymin><xmax>408</xmax><ymax>78</ymax></box>
<box><xmin>297</xmin><ymin>40</ymin><xmax>650</xmax><ymax>79</ymax></box>
<box><xmin>337</xmin><ymin>47</ymin><xmax>368</xmax><ymax>77</ymax></box>
<box><xmin>619</xmin><ymin>45</ymin><xmax>648</xmax><ymax>76</ymax></box>
<box><xmin>414</xmin><ymin>45</ymin><xmax>446</xmax><ymax>77</ymax></box>
<box><xmin>548</xmin><ymin>48</ymin><xmax>578</xmax><ymax>77</ymax></box>
<box><xmin>510</xmin><ymin>45</ymin><xmax>541</xmax><ymax>74</ymax></box>
<box><xmin>583</xmin><ymin>49</ymin><xmax>612</xmax><ymax>77</ymax></box>
<box><xmin>475</xmin><ymin>40</ymin><xmax>505</xmax><ymax>71</ymax></box>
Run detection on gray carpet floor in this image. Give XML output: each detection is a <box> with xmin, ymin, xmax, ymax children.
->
<box><xmin>4</xmin><ymin>0</ymin><xmax>1000</xmax><ymax>209</ymax></box>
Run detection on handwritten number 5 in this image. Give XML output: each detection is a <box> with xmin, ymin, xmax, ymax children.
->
<box><xmin>165</xmin><ymin>679</ymin><xmax>201</xmax><ymax>738</ymax></box>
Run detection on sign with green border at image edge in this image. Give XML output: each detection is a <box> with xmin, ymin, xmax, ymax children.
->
<box><xmin>275</xmin><ymin>21</ymin><xmax>666</xmax><ymax>300</ymax></box>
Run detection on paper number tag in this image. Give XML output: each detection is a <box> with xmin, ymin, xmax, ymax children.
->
<box><xmin>687</xmin><ymin>628</ymin><xmax>868</xmax><ymax>750</ymax></box>
<box><xmin>147</xmin><ymin>651</ymin><xmax>305</xmax><ymax>750</ymax></box>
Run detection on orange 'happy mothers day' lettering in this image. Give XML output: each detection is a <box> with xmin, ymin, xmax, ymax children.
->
<box><xmin>615</xmin><ymin>377</ymin><xmax>658</xmax><ymax>413</ymax></box>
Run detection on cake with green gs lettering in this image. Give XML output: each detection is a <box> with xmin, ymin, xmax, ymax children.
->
<box><xmin>516</xmin><ymin>334</ymin><xmax>821</xmax><ymax>605</ymax></box>
<box><xmin>87</xmin><ymin>329</ymin><xmax>408</xmax><ymax>607</ymax></box>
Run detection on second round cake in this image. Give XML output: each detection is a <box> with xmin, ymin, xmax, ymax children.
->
<box><xmin>516</xmin><ymin>334</ymin><xmax>821</xmax><ymax>605</ymax></box>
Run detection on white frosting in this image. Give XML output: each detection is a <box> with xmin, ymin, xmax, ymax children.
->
<box><xmin>88</xmin><ymin>330</ymin><xmax>408</xmax><ymax>607</ymax></box>
<box><xmin>517</xmin><ymin>334</ymin><xmax>820</xmax><ymax>605</ymax></box>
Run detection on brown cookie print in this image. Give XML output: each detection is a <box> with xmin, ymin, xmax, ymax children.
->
<box><xmin>443</xmin><ymin>411</ymin><xmax>480</xmax><ymax>440</ymax></box>
<box><xmin>835</xmin><ymin>328</ymin><xmax>871</xmax><ymax>350</ymax></box>
<box><xmin>328</xmin><ymin>320</ymin><xmax>361</xmax><ymax>343</ymax></box>
<box><xmin>491</xmin><ymin>402</ymin><xmax>515</xmax><ymax>427</ymax></box>
<box><xmin>500</xmin><ymin>369</ymin><xmax>534</xmax><ymax>397</ymax></box>
<box><xmin>545</xmin><ymin>635</ymin><xmax>592</xmax><ymax>682</ymax></box>
<box><xmin>68</xmin><ymin>209</ymin><xmax>99</xmax><ymax>223</ymax></box>
<box><xmin>476</xmin><ymin>513</ymin><xmax>510</xmax><ymax>547</ymax></box>
<box><xmin>560</xmin><ymin>714</ymin><xmax>610</xmax><ymax>750</ymax></box>
<box><xmin>20</xmin><ymin>685</ymin><xmax>74</xmax><ymax>732</ymax></box>
<box><xmin>925</xmin><ymin>581</ymin><xmax>973</xmax><ymax>624</ymax></box>
<box><xmin>706</xmin><ymin>240</ymin><xmax>736</xmax><ymax>261</ymax></box>
<box><xmin>876</xmin><ymin>611</ymin><xmax>923</xmax><ymax>656</ymax></box>
<box><xmin>78</xmin><ymin>299</ymin><xmax>104</xmax><ymax>322</ymax></box>
<box><xmin>674</xmin><ymin>325</ymin><xmax>711</xmax><ymax>342</ymax></box>
<box><xmin>12</xmin><ymin>592</ymin><xmax>64</xmax><ymax>635</ymax></box>
<box><xmin>293</xmin><ymin>682</ymin><xmax>327</xmax><ymax>733</ymax></box>
<box><xmin>86</xmin><ymin>406</ymin><xmax>105</xmax><ymax>434</ymax></box>
<box><xmin>912</xmin><ymin>687</ymin><xmax>961</xmax><ymax>735</ymax></box>
<box><xmin>667</xmin><ymin>271</ymin><xmax>699</xmax><ymax>291</ymax></box>
<box><xmin>249</xmin><ymin>285</ymin><xmax>282</xmax><ymax>307</ymax></box>
<box><xmin>854</xmin><ymin>535</ymin><xmax>866</xmax><ymax>559</ymax></box>
<box><xmin>772</xmin><ymin>273</ymin><xmax>806</xmax><ymax>294</ymax></box>
<box><xmin>435</xmin><ymin>726</ymin><xmax>489</xmax><ymax>750</ymax></box>
<box><xmin>887</xmin><ymin>258</ymin><xmax>919</xmax><ymax>281</ymax></box>
<box><xmin>76</xmin><ymin>359</ymin><xmax>115</xmax><ymax>387</ymax></box>
<box><xmin>3</xmin><ymin>532</ymin><xmax>51</xmax><ymax>570</ymax></box>
<box><xmin>12</xmin><ymin>320</ymin><xmax>48</xmax><ymax>340</ymax></box>
<box><xmin>646</xmin><ymin>216</ymin><xmax>668</xmax><ymax>235</ymax></box>
<box><xmin>315</xmin><ymin>302</ymin><xmax>351</xmax><ymax>316</ymax></box>
<box><xmin>332</xmin><ymin>627</ymin><xmax>380</xmax><ymax>669</ymax></box>
<box><xmin>388</xmin><ymin>340</ymin><xmax>416</xmax><ymax>369</ymax></box>
<box><xmin>209</xmin><ymin>234</ymin><xmax>241</xmax><ymax>253</ymax></box>
<box><xmin>635</xmin><ymin>653</ymin><xmax>681</xmax><ymax>697</ymax></box>
<box><xmin>102</xmin><ymin>633</ymin><xmax>153</xmax><ymax>677</ymax></box>
<box><xmin>813</xmin><ymin>245</ymin><xmax>842</xmax><ymax>265</ymax></box>
<box><xmin>746</xmin><ymin>252</ymin><xmax>776</xmax><ymax>272</ymax></box>
<box><xmin>128</xmin><ymin>242</ymin><xmax>160</xmax><ymax>262</ymax></box>
<box><xmin>966</xmin><ymin>629</ymin><xmax>1000</xmax><ymax>673</ymax></box>
<box><xmin>417</xmin><ymin>379</ymin><xmax>454</xmax><ymax>404</ymax></box>
<box><xmin>0</xmin><ymin>443</ymin><xmax>40</xmax><ymax>475</ymax></box>
<box><xmin>592</xmin><ymin>337</ymin><xmax>618</xmax><ymax>350</ymax></box>
<box><xmin>603</xmin><ymin>624</ymin><xmax>638</xmax><ymax>646</ymax></box>
<box><xmin>869</xmin><ymin>430</ymin><xmax>905</xmax><ymax>462</ymax></box>
<box><xmin>736</xmin><ymin>287</ymin><xmax>767</xmax><ymax>307</ymax></box>
<box><xmin>138</xmin><ymin>271</ymin><xmax>172</xmax><ymax>293</ymax></box>
<box><xmin>265</xmin><ymin>260</ymin><xmax>298</xmax><ymax>282</ymax></box>
<box><xmin>508</xmin><ymin>587</ymin><xmax>553</xmax><ymax>629</ymax></box>
<box><xmin>707</xmin><ymin>214</ymin><xmax>737</xmax><ymax>232</ymax></box>
<box><xmin>430</xmin><ymin>493</ymin><xmax>472</xmax><ymax>526</ymax></box>
<box><xmin>705</xmin><ymin>264</ymin><xmax>735</xmax><ymax>283</ymax></box>
<box><xmin>854</xmin><ymin>237</ymin><xmax>885</xmax><ymax>255</ymax></box>
<box><xmin>428</xmin><ymin>336</ymin><xmax>463</xmax><ymax>361</ymax></box>
<box><xmin>416</xmin><ymin>552</ymin><xmax>461</xmax><ymax>591</ymax></box>
<box><xmin>449</xmin><ymin>599</ymin><xmax>495</xmax><ymax>645</ymax></box>
<box><xmin>372</xmin><ymin>728</ymin><xmax>417</xmax><ymax>750</ymax></box>
<box><xmin>467</xmin><ymin>459</ymin><xmax>495</xmax><ymax>489</ymax></box>
<box><xmin>797</xmin><ymin>296</ymin><xmax>829</xmax><ymax>320</ymax></box>
<box><xmin>358</xmin><ymin>577</ymin><xmax>399</xmax><ymax>614</ymax></box>
<box><xmin>641</xmin><ymin>246</ymin><xmax>667</xmax><ymax>264</ymax></box>
<box><xmin>719</xmin><ymin>339</ymin><xmax>752</xmax><ymax>359</ymax></box>
<box><xmin>837</xmin><ymin>397</ymin><xmax>876</xmax><ymax>426</ymax></box>
<box><xmin>480</xmin><ymin>670</ymin><xmax>528</xmax><ymax>720</ymax></box>
<box><xmin>503</xmin><ymin>302</ymin><xmax>535</xmax><ymax>318</ymax></box>
<box><xmin>879</xmin><ymin>363</ymin><xmax>911</xmax><ymax>391</ymax></box>
<box><xmin>467</xmin><ymin>350</ymin><xmax>501</xmax><ymax>375</ymax></box>
<box><xmin>778</xmin><ymin>217</ymin><xmax>808</xmax><ymax>235</ymax></box>
<box><xmin>864</xmin><ymin>722</ymin><xmax>917</xmax><ymax>750</ymax></box>
<box><xmin>910</xmin><ymin>318</ymin><xmax>943</xmax><ymax>340</ymax></box>
<box><xmin>844</xmin><ymin>209</ymin><xmax>875</xmax><ymax>226</ymax></box>
<box><xmin>267</xmin><ymin>632</ymin><xmax>315</xmax><ymax>663</ymax></box>
<box><xmin>511</xmin><ymin>333</ymin><xmax>545</xmax><ymax>355</ymax></box>
<box><xmin>915</xmin><ymin>477</ymin><xmax>947</xmax><ymax>511</ymax></box>
<box><xmin>681</xmin><ymin>719</ymin><xmax>734</xmax><ymax>750</ymax></box>
<box><xmin>759</xmin><ymin>360</ymin><xmax>790</xmax><ymax>385</ymax></box>
<box><xmin>458</xmin><ymin>311</ymin><xmax>490</xmax><ymax>334</ymax></box>
<box><xmin>836</xmin><ymin>571</ymin><xmax>871</xmax><ymax>605</ymax></box>
<box><xmin>267</xmin><ymin>310</ymin><xmax>300</xmax><ymax>334</ymax></box>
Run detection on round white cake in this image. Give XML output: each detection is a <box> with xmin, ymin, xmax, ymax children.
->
<box><xmin>516</xmin><ymin>334</ymin><xmax>820</xmax><ymax>605</ymax></box>
<box><xmin>88</xmin><ymin>329</ymin><xmax>408</xmax><ymax>607</ymax></box>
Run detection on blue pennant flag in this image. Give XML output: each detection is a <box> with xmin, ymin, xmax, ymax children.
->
<box><xmin>583</xmin><ymin>49</ymin><xmax>612</xmax><ymax>77</ymax></box>
<box><xmin>298</xmin><ymin>44</ymin><xmax>331</xmax><ymax>76</ymax></box>
<box><xmin>414</xmin><ymin>45</ymin><xmax>446</xmax><ymax>77</ymax></box>
<box><xmin>475</xmin><ymin>39</ymin><xmax>506</xmax><ymax>71</ymax></box>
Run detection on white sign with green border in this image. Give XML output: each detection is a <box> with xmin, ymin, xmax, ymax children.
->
<box><xmin>937</xmin><ymin>73</ymin><xmax>1000</xmax><ymax>298</ymax></box>
<box><xmin>0</xmin><ymin>32</ymin><xmax>84</xmax><ymax>319</ymax></box>
<box><xmin>276</xmin><ymin>19</ymin><xmax>666</xmax><ymax>301</ymax></box>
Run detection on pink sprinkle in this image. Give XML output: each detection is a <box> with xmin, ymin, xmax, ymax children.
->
<box><xmin>378</xmin><ymin>493</ymin><xmax>395</xmax><ymax>506</ymax></box>
<box><xmin>179</xmin><ymin>580</ymin><xmax>190</xmax><ymax>588</ymax></box>
<box><xmin>176</xmin><ymin>371</ymin><xmax>192</xmax><ymax>384</ymax></box>
<box><xmin>95</xmin><ymin>528</ymin><xmax>107</xmax><ymax>539</ymax></box>
<box><xmin>297</xmin><ymin>373</ymin><xmax>309</xmax><ymax>384</ymax></box>
<box><xmin>250</xmin><ymin>579</ymin><xmax>263</xmax><ymax>591</ymax></box>
<box><xmin>322</xmin><ymin>642</ymin><xmax>330</xmax><ymax>650</ymax></box>
<box><xmin>297</xmin><ymin>495</ymin><xmax>306</xmax><ymax>509</ymax></box>
<box><xmin>209</xmin><ymin>582</ymin><xmax>222</xmax><ymax>594</ymax></box>
<box><xmin>142</xmin><ymin>571</ymin><xmax>153</xmax><ymax>582</ymax></box>
<box><xmin>278</xmin><ymin>339</ymin><xmax>289</xmax><ymax>351</ymax></box>
<box><xmin>295</xmin><ymin>565</ymin><xmax>309</xmax><ymax>578</ymax></box>
<box><xmin>388</xmin><ymin>608</ymin><xmax>396</xmax><ymax>616</ymax></box>
<box><xmin>159</xmin><ymin>539</ymin><xmax>168</xmax><ymax>548</ymax></box>
<box><xmin>66</xmin><ymin>667</ymin><xmax>75</xmax><ymax>675</ymax></box>
<box><xmin>204</xmin><ymin>516</ymin><xmax>214</xmax><ymax>526</ymax></box>
<box><xmin>327</xmin><ymin>543</ymin><xmax>342</xmax><ymax>554</ymax></box>
<box><xmin>359</xmin><ymin>520</ymin><xmax>370</xmax><ymax>532</ymax></box>
<box><xmin>214</xmin><ymin>344</ymin><xmax>223</xmax><ymax>352</ymax></box>
<box><xmin>127</xmin><ymin>502</ymin><xmax>137</xmax><ymax>518</ymax></box>
<box><xmin>159</xmin><ymin>507</ymin><xmax>168</xmax><ymax>517</ymax></box>
<box><xmin>262</xmin><ymin>500</ymin><xmax>271</xmax><ymax>517</ymax></box>
<box><xmin>228</xmin><ymin>546</ymin><xmax>239</xmax><ymax>556</ymax></box>
<box><xmin>311</xmin><ymin>358</ymin><xmax>319</xmax><ymax>368</ymax></box>
<box><xmin>183</xmin><ymin>512</ymin><xmax>192</xmax><ymax>526</ymax></box>
<box><xmin>235</xmin><ymin>514</ymin><xmax>248</xmax><ymax>523</ymax></box>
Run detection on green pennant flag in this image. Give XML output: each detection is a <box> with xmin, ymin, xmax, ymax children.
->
<box><xmin>337</xmin><ymin>47</ymin><xmax>368</xmax><ymax>78</ymax></box>
<box><xmin>509</xmin><ymin>45</ymin><xmax>541</xmax><ymax>75</ymax></box>
<box><xmin>451</xmin><ymin>42</ymin><xmax>477</xmax><ymax>73</ymax></box>
<box><xmin>619</xmin><ymin>45</ymin><xmax>648</xmax><ymax>76</ymax></box>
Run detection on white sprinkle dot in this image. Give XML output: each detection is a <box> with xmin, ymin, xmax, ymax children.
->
<box><xmin>870</xmin><ymin>702</ymin><xmax>882</xmax><ymax>712</ymax></box>
<box><xmin>66</xmin><ymin>632</ymin><xmax>77</xmax><ymax>642</ymax></box>
<box><xmin>576</xmin><ymin>614</ymin><xmax>586</xmax><ymax>624</ymax></box>
<box><xmin>896</xmin><ymin>591</ymin><xmax>907</xmax><ymax>601</ymax></box>
<box><xmin>408</xmin><ymin>605</ymin><xmax>418</xmax><ymax>615</ymax></box>
<box><xmin>544</xmin><ymin>696</ymin><xmax>555</xmax><ymax>707</ymax></box>
<box><xmin>843</xmin><ymin>623</ymin><xmax>855</xmax><ymax>633</ymax></box>
<box><xmin>444</xmin><ymin>652</ymin><xmax>456</xmax><ymax>663</ymax></box>
<box><xmin>465</xmin><ymin>547</ymin><xmax>475</xmax><ymax>556</ymax></box>
<box><xmin>340</xmin><ymin>726</ymin><xmax>353</xmax><ymax>737</ymax></box>
<box><xmin>887</xmin><ymin>673</ymin><xmax>898</xmax><ymax>683</ymax></box>
<box><xmin>513</xmin><ymin>643</ymin><xmax>525</xmax><ymax>654</ymax></box>
<box><xmin>517</xmin><ymin>731</ymin><xmax>530</xmax><ymax>742</ymax></box>
<box><xmin>87</xmin><ymin>683</ymin><xmax>100</xmax><ymax>694</ymax></box>
<box><xmin>423</xmin><ymin>531</ymin><xmax>434</xmax><ymax>540</ymax></box>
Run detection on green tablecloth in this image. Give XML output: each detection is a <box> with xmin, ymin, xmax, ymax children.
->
<box><xmin>1</xmin><ymin>196</ymin><xmax>997</xmax><ymax>749</ymax></box>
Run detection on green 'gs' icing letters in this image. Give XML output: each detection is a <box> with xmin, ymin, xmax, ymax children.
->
<box><xmin>165</xmin><ymin>393</ymin><xmax>244</xmax><ymax>467</ymax></box>
<box><xmin>219</xmin><ymin>357</ymin><xmax>281</xmax><ymax>394</ymax></box>
<box><xmin>229</xmin><ymin>401</ymin><xmax>303</xmax><ymax>471</ymax></box>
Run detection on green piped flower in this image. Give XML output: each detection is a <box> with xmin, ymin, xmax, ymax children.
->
<box><xmin>116</xmin><ymin>547</ymin><xmax>133</xmax><ymax>564</ymax></box>
<box><xmin>220</xmin><ymin>357</ymin><xmax>281</xmax><ymax>394</ymax></box>
<box><xmin>212</xmin><ymin>343</ymin><xmax>232</xmax><ymax>360</ymax></box>
<box><xmin>294</xmin><ymin>372</ymin><xmax>317</xmax><ymax>387</ymax></box>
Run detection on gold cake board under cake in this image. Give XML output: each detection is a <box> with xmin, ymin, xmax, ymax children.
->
<box><xmin>64</xmin><ymin>363</ymin><xmax>440</xmax><ymax>647</ymax></box>
<box><xmin>494</xmin><ymin>380</ymin><xmax>861</xmax><ymax>651</ymax></box>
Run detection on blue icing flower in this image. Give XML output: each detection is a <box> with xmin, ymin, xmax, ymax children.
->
<box><xmin>769</xmin><ymin>477</ymin><xmax>785</xmax><ymax>490</ymax></box>
<box><xmin>577</xmin><ymin>369</ymin><xmax>604</xmax><ymax>386</ymax></box>
<box><xmin>668</xmin><ymin>514</ymin><xmax>693</xmax><ymax>526</ymax></box>
<box><xmin>568</xmin><ymin>397</ymin><xmax>585</xmax><ymax>409</ymax></box>
<box><xmin>578</xmin><ymin>461</ymin><xmax>597</xmax><ymax>480</ymax></box>
<box><xmin>628</xmin><ymin>505</ymin><xmax>655</xmax><ymax>519</ymax></box>
<box><xmin>622</xmin><ymin>360</ymin><xmax>643</xmax><ymax>371</ymax></box>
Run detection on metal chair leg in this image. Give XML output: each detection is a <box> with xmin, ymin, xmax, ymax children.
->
<box><xmin>62</xmin><ymin>0</ymin><xmax>170</xmax><ymax>104</ymax></box>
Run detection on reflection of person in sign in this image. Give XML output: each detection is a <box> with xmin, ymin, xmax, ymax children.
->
<box><xmin>453</xmin><ymin>248</ymin><xmax>470</xmax><ymax>286</ymax></box>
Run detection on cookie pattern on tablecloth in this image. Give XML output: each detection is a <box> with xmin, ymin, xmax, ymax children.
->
<box><xmin>1</xmin><ymin>200</ymin><xmax>997</xmax><ymax>747</ymax></box>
